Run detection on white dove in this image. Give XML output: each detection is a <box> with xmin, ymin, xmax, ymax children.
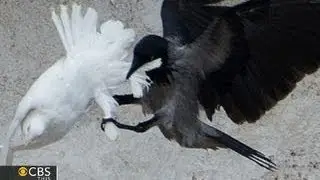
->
<box><xmin>0</xmin><ymin>3</ymin><xmax>160</xmax><ymax>165</ymax></box>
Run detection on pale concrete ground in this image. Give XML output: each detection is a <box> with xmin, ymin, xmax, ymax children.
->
<box><xmin>0</xmin><ymin>0</ymin><xmax>319</xmax><ymax>179</ymax></box>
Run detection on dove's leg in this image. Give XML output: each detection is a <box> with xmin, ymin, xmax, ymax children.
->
<box><xmin>94</xmin><ymin>89</ymin><xmax>119</xmax><ymax>140</ymax></box>
<box><xmin>94</xmin><ymin>89</ymin><xmax>118</xmax><ymax>119</ymax></box>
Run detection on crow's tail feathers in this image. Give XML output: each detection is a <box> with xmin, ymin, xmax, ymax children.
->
<box><xmin>200</xmin><ymin>122</ymin><xmax>277</xmax><ymax>171</ymax></box>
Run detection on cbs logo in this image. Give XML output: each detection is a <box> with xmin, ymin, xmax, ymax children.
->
<box><xmin>18</xmin><ymin>167</ymin><xmax>28</xmax><ymax>176</ymax></box>
<box><xmin>18</xmin><ymin>166</ymin><xmax>52</xmax><ymax>177</ymax></box>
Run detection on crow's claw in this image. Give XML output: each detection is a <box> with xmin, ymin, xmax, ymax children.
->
<box><xmin>101</xmin><ymin>118</ymin><xmax>116</xmax><ymax>131</ymax></box>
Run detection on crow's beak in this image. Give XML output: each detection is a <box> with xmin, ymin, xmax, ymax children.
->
<box><xmin>126</xmin><ymin>57</ymin><xmax>143</xmax><ymax>79</ymax></box>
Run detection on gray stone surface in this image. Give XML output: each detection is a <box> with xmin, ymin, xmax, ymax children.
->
<box><xmin>0</xmin><ymin>0</ymin><xmax>319</xmax><ymax>179</ymax></box>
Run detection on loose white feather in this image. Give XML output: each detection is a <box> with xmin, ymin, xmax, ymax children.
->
<box><xmin>129</xmin><ymin>58</ymin><xmax>162</xmax><ymax>97</ymax></box>
<box><xmin>0</xmin><ymin>3</ymin><xmax>150</xmax><ymax>165</ymax></box>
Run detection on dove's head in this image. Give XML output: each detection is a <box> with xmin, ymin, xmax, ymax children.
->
<box><xmin>22</xmin><ymin>110</ymin><xmax>49</xmax><ymax>144</ymax></box>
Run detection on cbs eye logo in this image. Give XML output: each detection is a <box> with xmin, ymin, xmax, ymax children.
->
<box><xmin>18</xmin><ymin>166</ymin><xmax>28</xmax><ymax>176</ymax></box>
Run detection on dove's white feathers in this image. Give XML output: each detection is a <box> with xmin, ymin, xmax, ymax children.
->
<box><xmin>0</xmin><ymin>3</ymin><xmax>157</xmax><ymax>165</ymax></box>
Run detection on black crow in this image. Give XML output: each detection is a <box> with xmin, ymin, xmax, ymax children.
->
<box><xmin>102</xmin><ymin>0</ymin><xmax>320</xmax><ymax>170</ymax></box>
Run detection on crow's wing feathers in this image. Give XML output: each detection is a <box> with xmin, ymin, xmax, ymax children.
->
<box><xmin>201</xmin><ymin>0</ymin><xmax>320</xmax><ymax>123</ymax></box>
<box><xmin>161</xmin><ymin>0</ymin><xmax>227</xmax><ymax>44</ymax></box>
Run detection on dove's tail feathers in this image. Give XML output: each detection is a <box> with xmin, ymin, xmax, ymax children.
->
<box><xmin>100</xmin><ymin>20</ymin><xmax>136</xmax><ymax>48</ymax></box>
<box><xmin>0</xmin><ymin>103</ymin><xmax>31</xmax><ymax>165</ymax></box>
<box><xmin>51</xmin><ymin>3</ymin><xmax>98</xmax><ymax>57</ymax></box>
<box><xmin>52</xmin><ymin>3</ymin><xmax>135</xmax><ymax>59</ymax></box>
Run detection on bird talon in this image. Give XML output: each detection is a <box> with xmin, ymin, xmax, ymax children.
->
<box><xmin>101</xmin><ymin>118</ymin><xmax>116</xmax><ymax>131</ymax></box>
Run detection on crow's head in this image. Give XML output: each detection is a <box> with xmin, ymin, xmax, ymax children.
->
<box><xmin>126</xmin><ymin>35</ymin><xmax>168</xmax><ymax>79</ymax></box>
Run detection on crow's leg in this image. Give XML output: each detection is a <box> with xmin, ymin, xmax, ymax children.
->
<box><xmin>113</xmin><ymin>94</ymin><xmax>140</xmax><ymax>105</ymax></box>
<box><xmin>98</xmin><ymin>93</ymin><xmax>140</xmax><ymax>135</ymax></box>
<box><xmin>101</xmin><ymin>115</ymin><xmax>159</xmax><ymax>133</ymax></box>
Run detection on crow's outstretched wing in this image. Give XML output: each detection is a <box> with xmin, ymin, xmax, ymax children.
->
<box><xmin>199</xmin><ymin>0</ymin><xmax>320</xmax><ymax>123</ymax></box>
